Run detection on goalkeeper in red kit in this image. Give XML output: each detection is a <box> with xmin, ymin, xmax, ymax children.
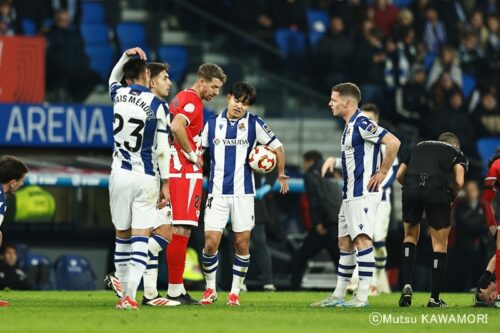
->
<box><xmin>477</xmin><ymin>149</ymin><xmax>500</xmax><ymax>308</ymax></box>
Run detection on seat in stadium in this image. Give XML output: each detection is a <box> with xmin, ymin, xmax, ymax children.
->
<box><xmin>461</xmin><ymin>74</ymin><xmax>476</xmax><ymax>98</ymax></box>
<box><xmin>54</xmin><ymin>254</ymin><xmax>96</xmax><ymax>290</ymax></box>
<box><xmin>477</xmin><ymin>137</ymin><xmax>500</xmax><ymax>171</ymax></box>
<box><xmin>19</xmin><ymin>252</ymin><xmax>55</xmax><ymax>290</ymax></box>
<box><xmin>80</xmin><ymin>23</ymin><xmax>109</xmax><ymax>45</ymax></box>
<box><xmin>116</xmin><ymin>22</ymin><xmax>150</xmax><ymax>58</ymax></box>
<box><xmin>157</xmin><ymin>45</ymin><xmax>188</xmax><ymax>83</ymax></box>
<box><xmin>21</xmin><ymin>18</ymin><xmax>36</xmax><ymax>36</ymax></box>
<box><xmin>393</xmin><ymin>0</ymin><xmax>414</xmax><ymax>8</ymax></box>
<box><xmin>275</xmin><ymin>29</ymin><xmax>306</xmax><ymax>57</ymax></box>
<box><xmin>423</xmin><ymin>51</ymin><xmax>437</xmax><ymax>72</ymax></box>
<box><xmin>306</xmin><ymin>9</ymin><xmax>329</xmax><ymax>46</ymax></box>
<box><xmin>81</xmin><ymin>1</ymin><xmax>106</xmax><ymax>24</ymax></box>
<box><xmin>84</xmin><ymin>45</ymin><xmax>115</xmax><ymax>81</ymax></box>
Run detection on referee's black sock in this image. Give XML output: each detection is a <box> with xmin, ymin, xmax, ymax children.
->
<box><xmin>477</xmin><ymin>270</ymin><xmax>493</xmax><ymax>292</ymax></box>
<box><xmin>431</xmin><ymin>252</ymin><xmax>447</xmax><ymax>300</ymax></box>
<box><xmin>401</xmin><ymin>242</ymin><xmax>416</xmax><ymax>286</ymax></box>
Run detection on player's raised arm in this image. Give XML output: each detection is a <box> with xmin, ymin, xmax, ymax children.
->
<box><xmin>109</xmin><ymin>47</ymin><xmax>147</xmax><ymax>100</ymax></box>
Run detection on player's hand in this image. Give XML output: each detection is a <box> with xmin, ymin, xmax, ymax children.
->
<box><xmin>196</xmin><ymin>155</ymin><xmax>203</xmax><ymax>169</ymax></box>
<box><xmin>321</xmin><ymin>157</ymin><xmax>335</xmax><ymax>177</ymax></box>
<box><xmin>316</xmin><ymin>223</ymin><xmax>328</xmax><ymax>236</ymax></box>
<box><xmin>278</xmin><ymin>174</ymin><xmax>289</xmax><ymax>194</ymax></box>
<box><xmin>158</xmin><ymin>181</ymin><xmax>170</xmax><ymax>209</ymax></box>
<box><xmin>367</xmin><ymin>170</ymin><xmax>387</xmax><ymax>192</ymax></box>
<box><xmin>124</xmin><ymin>47</ymin><xmax>147</xmax><ymax>60</ymax></box>
<box><xmin>489</xmin><ymin>225</ymin><xmax>497</xmax><ymax>237</ymax></box>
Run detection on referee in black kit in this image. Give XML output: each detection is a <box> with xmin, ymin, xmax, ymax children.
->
<box><xmin>396</xmin><ymin>132</ymin><xmax>468</xmax><ymax>308</ymax></box>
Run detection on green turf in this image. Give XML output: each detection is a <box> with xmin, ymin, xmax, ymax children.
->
<box><xmin>0</xmin><ymin>291</ymin><xmax>498</xmax><ymax>333</ymax></box>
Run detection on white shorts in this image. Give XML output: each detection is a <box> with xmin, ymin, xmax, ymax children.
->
<box><xmin>109</xmin><ymin>169</ymin><xmax>159</xmax><ymax>230</ymax></box>
<box><xmin>154</xmin><ymin>205</ymin><xmax>173</xmax><ymax>229</ymax></box>
<box><xmin>338</xmin><ymin>194</ymin><xmax>381</xmax><ymax>240</ymax></box>
<box><xmin>373</xmin><ymin>200</ymin><xmax>391</xmax><ymax>242</ymax></box>
<box><xmin>204</xmin><ymin>195</ymin><xmax>255</xmax><ymax>233</ymax></box>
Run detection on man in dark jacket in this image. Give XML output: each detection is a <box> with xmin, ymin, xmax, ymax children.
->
<box><xmin>0</xmin><ymin>244</ymin><xmax>33</xmax><ymax>290</ymax></box>
<box><xmin>290</xmin><ymin>151</ymin><xmax>341</xmax><ymax>290</ymax></box>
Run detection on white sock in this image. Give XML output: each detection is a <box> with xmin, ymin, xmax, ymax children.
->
<box><xmin>357</xmin><ymin>246</ymin><xmax>375</xmax><ymax>302</ymax></box>
<box><xmin>143</xmin><ymin>234</ymin><xmax>169</xmax><ymax>299</ymax></box>
<box><xmin>202</xmin><ymin>251</ymin><xmax>218</xmax><ymax>290</ymax></box>
<box><xmin>125</xmin><ymin>236</ymin><xmax>149</xmax><ymax>300</ymax></box>
<box><xmin>231</xmin><ymin>254</ymin><xmax>250</xmax><ymax>295</ymax></box>
<box><xmin>333</xmin><ymin>250</ymin><xmax>356</xmax><ymax>298</ymax></box>
<box><xmin>114</xmin><ymin>237</ymin><xmax>131</xmax><ymax>298</ymax></box>
<box><xmin>168</xmin><ymin>283</ymin><xmax>184</xmax><ymax>297</ymax></box>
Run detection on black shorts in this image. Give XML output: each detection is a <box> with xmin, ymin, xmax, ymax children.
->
<box><xmin>402</xmin><ymin>186</ymin><xmax>451</xmax><ymax>230</ymax></box>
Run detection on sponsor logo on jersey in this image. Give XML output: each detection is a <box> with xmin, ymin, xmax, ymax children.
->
<box><xmin>183</xmin><ymin>103</ymin><xmax>195</xmax><ymax>113</ymax></box>
<box><xmin>213</xmin><ymin>138</ymin><xmax>249</xmax><ymax>146</ymax></box>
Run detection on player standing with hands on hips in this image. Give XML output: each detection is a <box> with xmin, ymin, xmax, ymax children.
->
<box><xmin>312</xmin><ymin>83</ymin><xmax>400</xmax><ymax>308</ymax></box>
<box><xmin>199</xmin><ymin>81</ymin><xmax>288</xmax><ymax>306</ymax></box>
<box><xmin>166</xmin><ymin>63</ymin><xmax>226</xmax><ymax>304</ymax></box>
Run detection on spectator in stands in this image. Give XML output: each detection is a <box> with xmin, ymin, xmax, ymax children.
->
<box><xmin>478</xmin><ymin>0</ymin><xmax>499</xmax><ymax>16</ymax></box>
<box><xmin>427</xmin><ymin>45</ymin><xmax>463</xmax><ymax>89</ymax></box>
<box><xmin>473</xmin><ymin>89</ymin><xmax>500</xmax><ymax>137</ymax></box>
<box><xmin>354</xmin><ymin>20</ymin><xmax>386</xmax><ymax>107</ymax></box>
<box><xmin>467</xmin><ymin>9</ymin><xmax>489</xmax><ymax>49</ymax></box>
<box><xmin>372</xmin><ymin>0</ymin><xmax>399</xmax><ymax>38</ymax></box>
<box><xmin>391</xmin><ymin>9</ymin><xmax>415</xmax><ymax>42</ymax></box>
<box><xmin>263</xmin><ymin>0</ymin><xmax>307</xmax><ymax>32</ymax></box>
<box><xmin>429</xmin><ymin>70</ymin><xmax>462</xmax><ymax>111</ymax></box>
<box><xmin>290</xmin><ymin>151</ymin><xmax>341</xmax><ymax>290</ymax></box>
<box><xmin>0</xmin><ymin>0</ymin><xmax>20</xmax><ymax>35</ymax></box>
<box><xmin>47</xmin><ymin>0</ymin><xmax>81</xmax><ymax>27</ymax></box>
<box><xmin>422</xmin><ymin>7</ymin><xmax>447</xmax><ymax>54</ymax></box>
<box><xmin>395</xmin><ymin>65</ymin><xmax>429</xmax><ymax>131</ymax></box>
<box><xmin>433</xmin><ymin>0</ymin><xmax>467</xmax><ymax>45</ymax></box>
<box><xmin>314</xmin><ymin>16</ymin><xmax>354</xmax><ymax>90</ymax></box>
<box><xmin>45</xmin><ymin>9</ymin><xmax>99</xmax><ymax>102</ymax></box>
<box><xmin>410</xmin><ymin>0</ymin><xmax>432</xmax><ymax>42</ymax></box>
<box><xmin>485</xmin><ymin>14</ymin><xmax>500</xmax><ymax>62</ymax></box>
<box><xmin>453</xmin><ymin>180</ymin><xmax>491</xmax><ymax>291</ymax></box>
<box><xmin>0</xmin><ymin>244</ymin><xmax>33</xmax><ymax>290</ymax></box>
<box><xmin>459</xmin><ymin>31</ymin><xmax>489</xmax><ymax>80</ymax></box>
<box><xmin>385</xmin><ymin>29</ymin><xmax>419</xmax><ymax>91</ymax></box>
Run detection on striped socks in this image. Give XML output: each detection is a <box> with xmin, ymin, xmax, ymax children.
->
<box><xmin>114</xmin><ymin>237</ymin><xmax>131</xmax><ymax>297</ymax></box>
<box><xmin>202</xmin><ymin>251</ymin><xmax>219</xmax><ymax>290</ymax></box>
<box><xmin>357</xmin><ymin>247</ymin><xmax>375</xmax><ymax>302</ymax></box>
<box><xmin>125</xmin><ymin>236</ymin><xmax>149</xmax><ymax>300</ymax></box>
<box><xmin>333</xmin><ymin>250</ymin><xmax>356</xmax><ymax>298</ymax></box>
<box><xmin>231</xmin><ymin>254</ymin><xmax>250</xmax><ymax>295</ymax></box>
<box><xmin>143</xmin><ymin>234</ymin><xmax>169</xmax><ymax>299</ymax></box>
<box><xmin>373</xmin><ymin>241</ymin><xmax>387</xmax><ymax>273</ymax></box>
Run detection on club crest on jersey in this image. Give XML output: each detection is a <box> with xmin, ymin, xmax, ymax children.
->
<box><xmin>239</xmin><ymin>123</ymin><xmax>246</xmax><ymax>131</ymax></box>
<box><xmin>183</xmin><ymin>103</ymin><xmax>195</xmax><ymax>113</ymax></box>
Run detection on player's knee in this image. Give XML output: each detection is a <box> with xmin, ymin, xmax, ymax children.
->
<box><xmin>154</xmin><ymin>224</ymin><xmax>172</xmax><ymax>242</ymax></box>
<box><xmin>353</xmin><ymin>234</ymin><xmax>372</xmax><ymax>250</ymax></box>
<box><xmin>115</xmin><ymin>228</ymin><xmax>131</xmax><ymax>239</ymax></box>
<box><xmin>173</xmin><ymin>225</ymin><xmax>191</xmax><ymax>237</ymax></box>
<box><xmin>234</xmin><ymin>238</ymin><xmax>250</xmax><ymax>255</ymax></box>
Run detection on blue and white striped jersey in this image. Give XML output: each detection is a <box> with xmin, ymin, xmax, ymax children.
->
<box><xmin>379</xmin><ymin>145</ymin><xmax>399</xmax><ymax>201</ymax></box>
<box><xmin>0</xmin><ymin>185</ymin><xmax>6</xmax><ymax>227</ymax></box>
<box><xmin>340</xmin><ymin>110</ymin><xmax>388</xmax><ymax>200</ymax></box>
<box><xmin>109</xmin><ymin>83</ymin><xmax>169</xmax><ymax>178</ymax></box>
<box><xmin>202</xmin><ymin>110</ymin><xmax>283</xmax><ymax>196</ymax></box>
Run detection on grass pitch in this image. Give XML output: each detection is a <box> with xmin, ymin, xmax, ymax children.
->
<box><xmin>0</xmin><ymin>291</ymin><xmax>498</xmax><ymax>333</ymax></box>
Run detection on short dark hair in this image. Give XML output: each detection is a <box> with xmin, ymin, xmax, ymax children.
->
<box><xmin>488</xmin><ymin>147</ymin><xmax>500</xmax><ymax>168</ymax></box>
<box><xmin>360</xmin><ymin>103</ymin><xmax>380</xmax><ymax>117</ymax></box>
<box><xmin>147</xmin><ymin>62</ymin><xmax>169</xmax><ymax>79</ymax></box>
<box><xmin>123</xmin><ymin>58</ymin><xmax>148</xmax><ymax>82</ymax></box>
<box><xmin>197</xmin><ymin>63</ymin><xmax>227</xmax><ymax>83</ymax></box>
<box><xmin>331</xmin><ymin>82</ymin><xmax>361</xmax><ymax>103</ymax></box>
<box><xmin>0</xmin><ymin>156</ymin><xmax>29</xmax><ymax>183</ymax></box>
<box><xmin>303</xmin><ymin>150</ymin><xmax>323</xmax><ymax>163</ymax></box>
<box><xmin>438</xmin><ymin>132</ymin><xmax>460</xmax><ymax>147</ymax></box>
<box><xmin>228</xmin><ymin>81</ymin><xmax>257</xmax><ymax>105</ymax></box>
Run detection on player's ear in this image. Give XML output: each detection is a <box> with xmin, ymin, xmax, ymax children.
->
<box><xmin>226</xmin><ymin>94</ymin><xmax>231</xmax><ymax>103</ymax></box>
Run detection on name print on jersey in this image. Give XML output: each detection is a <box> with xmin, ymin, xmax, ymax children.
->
<box><xmin>114</xmin><ymin>94</ymin><xmax>155</xmax><ymax>120</ymax></box>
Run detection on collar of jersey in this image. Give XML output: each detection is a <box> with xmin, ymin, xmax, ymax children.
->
<box><xmin>221</xmin><ymin>109</ymin><xmax>247</xmax><ymax>122</ymax></box>
<box><xmin>348</xmin><ymin>109</ymin><xmax>361</xmax><ymax>123</ymax></box>
<box><xmin>128</xmin><ymin>84</ymin><xmax>150</xmax><ymax>93</ymax></box>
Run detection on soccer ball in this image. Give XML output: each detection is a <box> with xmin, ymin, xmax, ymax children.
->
<box><xmin>248</xmin><ymin>145</ymin><xmax>277</xmax><ymax>174</ymax></box>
